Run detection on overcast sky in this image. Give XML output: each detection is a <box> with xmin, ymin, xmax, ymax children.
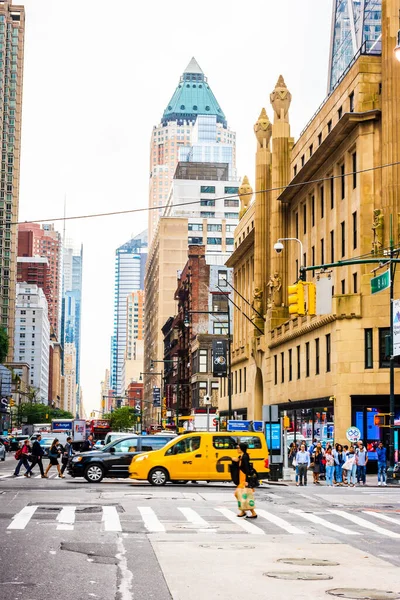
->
<box><xmin>18</xmin><ymin>0</ymin><xmax>332</xmax><ymax>413</ymax></box>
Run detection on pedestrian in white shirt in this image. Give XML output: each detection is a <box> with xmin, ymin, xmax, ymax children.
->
<box><xmin>295</xmin><ymin>444</ymin><xmax>310</xmax><ymax>486</ymax></box>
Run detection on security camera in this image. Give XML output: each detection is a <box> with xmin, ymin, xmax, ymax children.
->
<box><xmin>274</xmin><ymin>241</ymin><xmax>284</xmax><ymax>254</ymax></box>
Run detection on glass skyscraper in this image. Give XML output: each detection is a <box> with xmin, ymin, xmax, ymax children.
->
<box><xmin>111</xmin><ymin>231</ymin><xmax>147</xmax><ymax>396</ymax></box>
<box><xmin>328</xmin><ymin>0</ymin><xmax>382</xmax><ymax>92</ymax></box>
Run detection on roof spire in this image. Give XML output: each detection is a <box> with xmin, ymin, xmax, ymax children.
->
<box><xmin>184</xmin><ymin>57</ymin><xmax>203</xmax><ymax>75</ymax></box>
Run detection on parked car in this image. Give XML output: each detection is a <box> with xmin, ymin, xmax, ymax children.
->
<box><xmin>0</xmin><ymin>441</ymin><xmax>6</xmax><ymax>461</ymax></box>
<box><xmin>129</xmin><ymin>431</ymin><xmax>270</xmax><ymax>486</ymax></box>
<box><xmin>103</xmin><ymin>432</ymin><xmax>138</xmax><ymax>446</ymax></box>
<box><xmin>0</xmin><ymin>436</ymin><xmax>10</xmax><ymax>452</ymax></box>
<box><xmin>68</xmin><ymin>435</ymin><xmax>174</xmax><ymax>483</ymax></box>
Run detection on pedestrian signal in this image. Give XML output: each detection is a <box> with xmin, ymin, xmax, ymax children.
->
<box><xmin>374</xmin><ymin>413</ymin><xmax>390</xmax><ymax>427</ymax></box>
<box><xmin>307</xmin><ymin>283</ymin><xmax>316</xmax><ymax>316</ymax></box>
<box><xmin>288</xmin><ymin>281</ymin><xmax>305</xmax><ymax>315</ymax></box>
<box><xmin>283</xmin><ymin>416</ymin><xmax>290</xmax><ymax>429</ymax></box>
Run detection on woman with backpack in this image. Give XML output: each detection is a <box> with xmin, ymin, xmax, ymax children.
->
<box><xmin>233</xmin><ymin>442</ymin><xmax>257</xmax><ymax>519</ymax></box>
<box><xmin>44</xmin><ymin>438</ymin><xmax>64</xmax><ymax>478</ymax></box>
<box><xmin>13</xmin><ymin>438</ymin><xmax>31</xmax><ymax>477</ymax></box>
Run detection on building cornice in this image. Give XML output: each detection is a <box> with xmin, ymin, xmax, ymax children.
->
<box><xmin>278</xmin><ymin>109</ymin><xmax>381</xmax><ymax>205</ymax></box>
<box><xmin>269</xmin><ymin>314</ymin><xmax>337</xmax><ymax>349</ymax></box>
<box><xmin>225</xmin><ymin>228</ymin><xmax>254</xmax><ymax>268</ymax></box>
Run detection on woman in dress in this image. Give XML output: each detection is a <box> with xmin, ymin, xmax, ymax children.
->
<box><xmin>312</xmin><ymin>444</ymin><xmax>323</xmax><ymax>484</ymax></box>
<box><xmin>44</xmin><ymin>438</ymin><xmax>64</xmax><ymax>478</ymax></box>
<box><xmin>233</xmin><ymin>442</ymin><xmax>257</xmax><ymax>519</ymax></box>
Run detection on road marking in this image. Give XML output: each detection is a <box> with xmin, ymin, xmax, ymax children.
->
<box><xmin>262</xmin><ymin>493</ymin><xmax>283</xmax><ymax>500</ymax></box>
<box><xmin>178</xmin><ymin>507</ymin><xmax>216</xmax><ymax>532</ymax></box>
<box><xmin>289</xmin><ymin>508</ymin><xmax>359</xmax><ymax>535</ymax></box>
<box><xmin>362</xmin><ymin>511</ymin><xmax>400</xmax><ymax>527</ymax></box>
<box><xmin>7</xmin><ymin>505</ymin><xmax>38</xmax><ymax>530</ymax></box>
<box><xmin>56</xmin><ymin>506</ymin><xmax>76</xmax><ymax>531</ymax></box>
<box><xmin>138</xmin><ymin>506</ymin><xmax>165</xmax><ymax>533</ymax></box>
<box><xmin>102</xmin><ymin>506</ymin><xmax>122</xmax><ymax>532</ymax></box>
<box><xmin>328</xmin><ymin>509</ymin><xmax>400</xmax><ymax>538</ymax></box>
<box><xmin>257</xmin><ymin>509</ymin><xmax>304</xmax><ymax>534</ymax></box>
<box><xmin>215</xmin><ymin>508</ymin><xmax>264</xmax><ymax>535</ymax></box>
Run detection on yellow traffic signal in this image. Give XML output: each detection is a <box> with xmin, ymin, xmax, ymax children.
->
<box><xmin>308</xmin><ymin>282</ymin><xmax>317</xmax><ymax>316</ymax></box>
<box><xmin>9</xmin><ymin>399</ymin><xmax>15</xmax><ymax>407</ymax></box>
<box><xmin>288</xmin><ymin>281</ymin><xmax>305</xmax><ymax>315</ymax></box>
<box><xmin>283</xmin><ymin>416</ymin><xmax>290</xmax><ymax>429</ymax></box>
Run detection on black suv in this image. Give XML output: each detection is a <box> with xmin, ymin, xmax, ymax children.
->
<box><xmin>67</xmin><ymin>435</ymin><xmax>175</xmax><ymax>483</ymax></box>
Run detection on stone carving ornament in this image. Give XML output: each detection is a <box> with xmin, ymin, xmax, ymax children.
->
<box><xmin>267</xmin><ymin>271</ymin><xmax>282</xmax><ymax>307</ymax></box>
<box><xmin>253</xmin><ymin>107</ymin><xmax>272</xmax><ymax>148</ymax></box>
<box><xmin>251</xmin><ymin>287</ymin><xmax>264</xmax><ymax>321</ymax></box>
<box><xmin>238</xmin><ymin>175</ymin><xmax>253</xmax><ymax>219</ymax></box>
<box><xmin>270</xmin><ymin>75</ymin><xmax>292</xmax><ymax>123</ymax></box>
<box><xmin>372</xmin><ymin>208</ymin><xmax>384</xmax><ymax>255</ymax></box>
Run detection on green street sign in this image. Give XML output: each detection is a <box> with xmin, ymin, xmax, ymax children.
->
<box><xmin>371</xmin><ymin>270</ymin><xmax>391</xmax><ymax>294</ymax></box>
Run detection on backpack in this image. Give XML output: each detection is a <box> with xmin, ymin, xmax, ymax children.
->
<box><xmin>15</xmin><ymin>448</ymin><xmax>23</xmax><ymax>460</ymax></box>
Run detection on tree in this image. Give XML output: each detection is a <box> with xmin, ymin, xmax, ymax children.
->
<box><xmin>0</xmin><ymin>327</ymin><xmax>9</xmax><ymax>363</ymax></box>
<box><xmin>109</xmin><ymin>406</ymin><xmax>138</xmax><ymax>431</ymax></box>
<box><xmin>17</xmin><ymin>401</ymin><xmax>74</xmax><ymax>425</ymax></box>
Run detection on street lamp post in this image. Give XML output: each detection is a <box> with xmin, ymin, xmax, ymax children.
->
<box><xmin>274</xmin><ymin>238</ymin><xmax>305</xmax><ymax>281</ymax></box>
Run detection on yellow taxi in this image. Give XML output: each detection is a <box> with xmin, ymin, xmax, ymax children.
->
<box><xmin>129</xmin><ymin>431</ymin><xmax>269</xmax><ymax>486</ymax></box>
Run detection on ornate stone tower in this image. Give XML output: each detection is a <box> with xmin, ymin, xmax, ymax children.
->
<box><xmin>269</xmin><ymin>75</ymin><xmax>293</xmax><ymax>324</ymax></box>
<box><xmin>253</xmin><ymin>108</ymin><xmax>272</xmax><ymax>336</ymax></box>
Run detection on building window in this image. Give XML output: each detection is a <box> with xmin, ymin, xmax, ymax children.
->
<box><xmin>330</xmin><ymin>176</ymin><xmax>334</xmax><ymax>209</ymax></box>
<box><xmin>309</xmin><ymin>144</ymin><xmax>313</xmax><ymax>157</ymax></box>
<box><xmin>200</xmin><ymin>186</ymin><xmax>215</xmax><ymax>194</ymax></box>
<box><xmin>207</xmin><ymin>224</ymin><xmax>222</xmax><ymax>232</ymax></box>
<box><xmin>239</xmin><ymin>368</ymin><xmax>242</xmax><ymax>393</ymax></box>
<box><xmin>327</xmin><ymin>120</ymin><xmax>332</xmax><ymax>133</ymax></box>
<box><xmin>311</xmin><ymin>195</ymin><xmax>315</xmax><ymax>227</ymax></box>
<box><xmin>353</xmin><ymin>272</ymin><xmax>358</xmax><ymax>294</ymax></box>
<box><xmin>303</xmin><ymin>204</ymin><xmax>307</xmax><ymax>234</ymax></box>
<box><xmin>301</xmin><ymin>154</ymin><xmax>305</xmax><ymax>167</ymax></box>
<box><xmin>201</xmin><ymin>212</ymin><xmax>214</xmax><ymax>218</ymax></box>
<box><xmin>338</xmin><ymin>106</ymin><xmax>343</xmax><ymax>119</ymax></box>
<box><xmin>213</xmin><ymin>322</ymin><xmax>228</xmax><ymax>335</ymax></box>
<box><xmin>352</xmin><ymin>152</ymin><xmax>357</xmax><ymax>188</ymax></box>
<box><xmin>281</xmin><ymin>352</ymin><xmax>284</xmax><ymax>383</ymax></box>
<box><xmin>379</xmin><ymin>328</ymin><xmax>392</xmax><ymax>368</ymax></box>
<box><xmin>321</xmin><ymin>238</ymin><xmax>325</xmax><ymax>265</ymax></box>
<box><xmin>330</xmin><ymin>230</ymin><xmax>334</xmax><ymax>263</ymax></box>
<box><xmin>295</xmin><ymin>212</ymin><xmax>299</xmax><ymax>239</ymax></box>
<box><xmin>365</xmin><ymin>328</ymin><xmax>373</xmax><ymax>369</ymax></box>
<box><xmin>224</xmin><ymin>199</ymin><xmax>239</xmax><ymax>207</ymax></box>
<box><xmin>315</xmin><ymin>338</ymin><xmax>320</xmax><ymax>375</ymax></box>
<box><xmin>297</xmin><ymin>345</ymin><xmax>301</xmax><ymax>379</ymax></box>
<box><xmin>341</xmin><ymin>279</ymin><xmax>345</xmax><ymax>294</ymax></box>
<box><xmin>352</xmin><ymin>211</ymin><xmax>357</xmax><ymax>249</ymax></box>
<box><xmin>293</xmin><ymin>165</ymin><xmax>297</xmax><ymax>177</ymax></box>
<box><xmin>340</xmin><ymin>164</ymin><xmax>345</xmax><ymax>199</ymax></box>
<box><xmin>224</xmin><ymin>186</ymin><xmax>239</xmax><ymax>194</ymax></box>
<box><xmin>224</xmin><ymin>213</ymin><xmax>238</xmax><ymax>219</ymax></box>
<box><xmin>289</xmin><ymin>349</ymin><xmax>292</xmax><ymax>381</ymax></box>
<box><xmin>320</xmin><ymin>186</ymin><xmax>324</xmax><ymax>218</ymax></box>
<box><xmin>326</xmin><ymin>334</ymin><xmax>331</xmax><ymax>372</ymax></box>
<box><xmin>188</xmin><ymin>236</ymin><xmax>203</xmax><ymax>244</ymax></box>
<box><xmin>200</xmin><ymin>199</ymin><xmax>215</xmax><ymax>207</ymax></box>
<box><xmin>199</xmin><ymin>349</ymin><xmax>207</xmax><ymax>373</ymax></box>
<box><xmin>218</xmin><ymin>270</ymin><xmax>228</xmax><ymax>287</ymax></box>
<box><xmin>349</xmin><ymin>91</ymin><xmax>355</xmax><ymax>113</ymax></box>
<box><xmin>341</xmin><ymin>221</ymin><xmax>345</xmax><ymax>257</ymax></box>
<box><xmin>305</xmin><ymin>342</ymin><xmax>310</xmax><ymax>377</ymax></box>
<box><xmin>207</xmin><ymin>237</ymin><xmax>222</xmax><ymax>245</ymax></box>
<box><xmin>274</xmin><ymin>355</ymin><xmax>278</xmax><ymax>385</ymax></box>
<box><xmin>235</xmin><ymin>371</ymin><xmax>237</xmax><ymax>394</ymax></box>
<box><xmin>244</xmin><ymin>367</ymin><xmax>246</xmax><ymax>392</ymax></box>
<box><xmin>318</xmin><ymin>132</ymin><xmax>322</xmax><ymax>146</ymax></box>
<box><xmin>188</xmin><ymin>223</ymin><xmax>203</xmax><ymax>231</ymax></box>
<box><xmin>312</xmin><ymin>246</ymin><xmax>315</xmax><ymax>273</ymax></box>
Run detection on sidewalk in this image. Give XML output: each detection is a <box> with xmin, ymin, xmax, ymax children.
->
<box><xmin>279</xmin><ymin>473</ymin><xmax>399</xmax><ymax>487</ymax></box>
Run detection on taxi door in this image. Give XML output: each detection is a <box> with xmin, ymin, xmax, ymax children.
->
<box><xmin>163</xmin><ymin>435</ymin><xmax>206</xmax><ymax>480</ymax></box>
<box><xmin>209</xmin><ymin>434</ymin><xmax>238</xmax><ymax>481</ymax></box>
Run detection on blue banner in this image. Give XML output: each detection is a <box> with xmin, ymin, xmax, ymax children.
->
<box><xmin>227</xmin><ymin>420</ymin><xmax>263</xmax><ymax>432</ymax></box>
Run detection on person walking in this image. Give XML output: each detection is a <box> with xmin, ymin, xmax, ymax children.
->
<box><xmin>312</xmin><ymin>444</ymin><xmax>323</xmax><ymax>484</ymax></box>
<box><xmin>376</xmin><ymin>441</ymin><xmax>387</xmax><ymax>486</ymax></box>
<box><xmin>343</xmin><ymin>445</ymin><xmax>356</xmax><ymax>487</ymax></box>
<box><xmin>13</xmin><ymin>438</ymin><xmax>31</xmax><ymax>477</ymax></box>
<box><xmin>25</xmin><ymin>434</ymin><xmax>46</xmax><ymax>478</ymax></box>
<box><xmin>44</xmin><ymin>438</ymin><xmax>64</xmax><ymax>478</ymax></box>
<box><xmin>61</xmin><ymin>436</ymin><xmax>74</xmax><ymax>476</ymax></box>
<box><xmin>288</xmin><ymin>442</ymin><xmax>297</xmax><ymax>467</ymax></box>
<box><xmin>81</xmin><ymin>433</ymin><xmax>95</xmax><ymax>452</ymax></box>
<box><xmin>296</xmin><ymin>443</ymin><xmax>310</xmax><ymax>486</ymax></box>
<box><xmin>355</xmin><ymin>442</ymin><xmax>368</xmax><ymax>485</ymax></box>
<box><xmin>325</xmin><ymin>447</ymin><xmax>335</xmax><ymax>486</ymax></box>
<box><xmin>333</xmin><ymin>444</ymin><xmax>345</xmax><ymax>486</ymax></box>
<box><xmin>233</xmin><ymin>442</ymin><xmax>257</xmax><ymax>519</ymax></box>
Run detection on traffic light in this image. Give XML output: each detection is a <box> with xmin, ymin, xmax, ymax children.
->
<box><xmin>374</xmin><ymin>413</ymin><xmax>390</xmax><ymax>427</ymax></box>
<box><xmin>283</xmin><ymin>416</ymin><xmax>290</xmax><ymax>429</ymax></box>
<box><xmin>307</xmin><ymin>282</ymin><xmax>317</xmax><ymax>316</ymax></box>
<box><xmin>288</xmin><ymin>281</ymin><xmax>305</xmax><ymax>315</ymax></box>
<box><xmin>9</xmin><ymin>399</ymin><xmax>15</xmax><ymax>407</ymax></box>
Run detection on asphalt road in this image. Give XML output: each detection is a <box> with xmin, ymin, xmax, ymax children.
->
<box><xmin>0</xmin><ymin>456</ymin><xmax>399</xmax><ymax>600</ymax></box>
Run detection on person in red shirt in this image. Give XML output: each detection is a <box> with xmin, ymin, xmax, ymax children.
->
<box><xmin>13</xmin><ymin>439</ymin><xmax>31</xmax><ymax>477</ymax></box>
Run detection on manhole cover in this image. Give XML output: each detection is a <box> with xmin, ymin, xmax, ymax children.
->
<box><xmin>278</xmin><ymin>558</ymin><xmax>339</xmax><ymax>567</ymax></box>
<box><xmin>326</xmin><ymin>589</ymin><xmax>400</xmax><ymax>599</ymax></box>
<box><xmin>264</xmin><ymin>571</ymin><xmax>333</xmax><ymax>581</ymax></box>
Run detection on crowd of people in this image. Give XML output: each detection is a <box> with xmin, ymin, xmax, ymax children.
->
<box><xmin>12</xmin><ymin>433</ymin><xmax>96</xmax><ymax>479</ymax></box>
<box><xmin>288</xmin><ymin>438</ymin><xmax>387</xmax><ymax>487</ymax></box>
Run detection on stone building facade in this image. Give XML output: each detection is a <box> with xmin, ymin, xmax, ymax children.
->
<box><xmin>222</xmin><ymin>0</ymin><xmax>400</xmax><ymax>451</ymax></box>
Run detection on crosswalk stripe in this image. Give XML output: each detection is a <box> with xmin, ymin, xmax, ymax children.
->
<box><xmin>328</xmin><ymin>509</ymin><xmax>400</xmax><ymax>538</ymax></box>
<box><xmin>362</xmin><ymin>511</ymin><xmax>400</xmax><ymax>526</ymax></box>
<box><xmin>57</xmin><ymin>506</ymin><xmax>76</xmax><ymax>530</ymax></box>
<box><xmin>215</xmin><ymin>507</ymin><xmax>264</xmax><ymax>535</ymax></box>
<box><xmin>178</xmin><ymin>507</ymin><xmax>216</xmax><ymax>532</ymax></box>
<box><xmin>138</xmin><ymin>506</ymin><xmax>165</xmax><ymax>533</ymax></box>
<box><xmin>7</xmin><ymin>505</ymin><xmax>38</xmax><ymax>530</ymax></box>
<box><xmin>257</xmin><ymin>509</ymin><xmax>304</xmax><ymax>534</ymax></box>
<box><xmin>289</xmin><ymin>508</ymin><xmax>359</xmax><ymax>535</ymax></box>
<box><xmin>102</xmin><ymin>506</ymin><xmax>122</xmax><ymax>532</ymax></box>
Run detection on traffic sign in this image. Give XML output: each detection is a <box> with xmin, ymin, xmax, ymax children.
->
<box><xmin>346</xmin><ymin>426</ymin><xmax>361</xmax><ymax>443</ymax></box>
<box><xmin>371</xmin><ymin>270</ymin><xmax>390</xmax><ymax>295</ymax></box>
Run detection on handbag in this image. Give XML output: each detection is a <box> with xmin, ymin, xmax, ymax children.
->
<box><xmin>229</xmin><ymin>461</ymin><xmax>239</xmax><ymax>486</ymax></box>
<box><xmin>237</xmin><ymin>488</ymin><xmax>255</xmax><ymax>511</ymax></box>
<box><xmin>248</xmin><ymin>463</ymin><xmax>260</xmax><ymax>488</ymax></box>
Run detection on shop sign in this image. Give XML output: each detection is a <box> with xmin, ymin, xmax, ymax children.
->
<box><xmin>212</xmin><ymin>339</ymin><xmax>227</xmax><ymax>377</ymax></box>
<box><xmin>227</xmin><ymin>420</ymin><xmax>263</xmax><ymax>432</ymax></box>
<box><xmin>346</xmin><ymin>426</ymin><xmax>361</xmax><ymax>443</ymax></box>
<box><xmin>153</xmin><ymin>387</ymin><xmax>161</xmax><ymax>408</ymax></box>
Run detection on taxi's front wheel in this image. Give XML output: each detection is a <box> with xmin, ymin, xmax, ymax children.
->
<box><xmin>148</xmin><ymin>467</ymin><xmax>168</xmax><ymax>486</ymax></box>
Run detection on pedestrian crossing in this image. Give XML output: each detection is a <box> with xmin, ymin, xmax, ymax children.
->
<box><xmin>4</xmin><ymin>504</ymin><xmax>400</xmax><ymax>538</ymax></box>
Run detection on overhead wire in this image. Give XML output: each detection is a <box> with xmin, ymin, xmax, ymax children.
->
<box><xmin>12</xmin><ymin>158</ymin><xmax>400</xmax><ymax>226</ymax></box>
